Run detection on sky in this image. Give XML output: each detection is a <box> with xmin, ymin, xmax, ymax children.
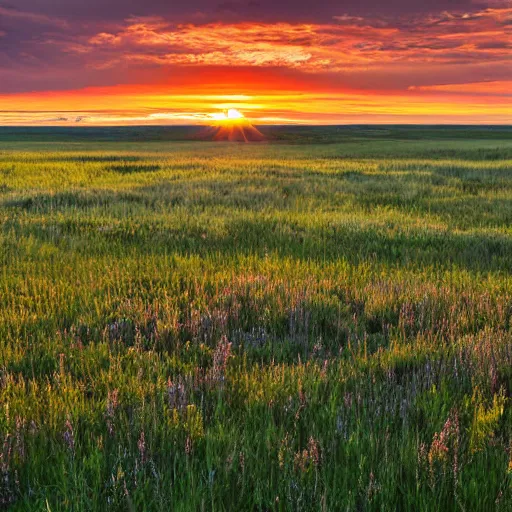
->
<box><xmin>0</xmin><ymin>0</ymin><xmax>510</xmax><ymax>125</ymax></box>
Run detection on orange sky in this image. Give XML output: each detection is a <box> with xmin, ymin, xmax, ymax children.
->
<box><xmin>0</xmin><ymin>3</ymin><xmax>511</xmax><ymax>124</ymax></box>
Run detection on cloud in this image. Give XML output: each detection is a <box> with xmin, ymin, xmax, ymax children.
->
<box><xmin>0</xmin><ymin>6</ymin><xmax>68</xmax><ymax>28</ymax></box>
<box><xmin>60</xmin><ymin>7</ymin><xmax>510</xmax><ymax>76</ymax></box>
<box><xmin>4</xmin><ymin>0</ymin><xmax>486</xmax><ymax>23</ymax></box>
<box><xmin>409</xmin><ymin>80</ymin><xmax>512</xmax><ymax>95</ymax></box>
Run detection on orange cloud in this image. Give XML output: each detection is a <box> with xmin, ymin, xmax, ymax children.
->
<box><xmin>64</xmin><ymin>7</ymin><xmax>510</xmax><ymax>73</ymax></box>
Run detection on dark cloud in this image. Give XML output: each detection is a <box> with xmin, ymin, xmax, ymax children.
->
<box><xmin>476</xmin><ymin>41</ymin><xmax>511</xmax><ymax>49</ymax></box>
<box><xmin>2</xmin><ymin>0</ymin><xmax>483</xmax><ymax>23</ymax></box>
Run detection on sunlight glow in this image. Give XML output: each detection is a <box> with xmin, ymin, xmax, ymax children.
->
<box><xmin>210</xmin><ymin>108</ymin><xmax>246</xmax><ymax>122</ymax></box>
<box><xmin>227</xmin><ymin>108</ymin><xmax>244</xmax><ymax>120</ymax></box>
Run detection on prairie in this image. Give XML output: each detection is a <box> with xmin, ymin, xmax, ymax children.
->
<box><xmin>1</xmin><ymin>127</ymin><xmax>512</xmax><ymax>510</ymax></box>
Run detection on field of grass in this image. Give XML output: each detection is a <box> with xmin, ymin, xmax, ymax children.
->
<box><xmin>1</xmin><ymin>128</ymin><xmax>512</xmax><ymax>510</ymax></box>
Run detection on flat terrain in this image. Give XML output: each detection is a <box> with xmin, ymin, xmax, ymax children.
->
<box><xmin>1</xmin><ymin>127</ymin><xmax>512</xmax><ymax>510</ymax></box>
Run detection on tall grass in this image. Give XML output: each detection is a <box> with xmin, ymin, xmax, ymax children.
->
<box><xmin>1</xmin><ymin>135</ymin><xmax>512</xmax><ymax>510</ymax></box>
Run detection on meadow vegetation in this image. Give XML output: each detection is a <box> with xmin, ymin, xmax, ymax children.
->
<box><xmin>1</xmin><ymin>128</ymin><xmax>512</xmax><ymax>510</ymax></box>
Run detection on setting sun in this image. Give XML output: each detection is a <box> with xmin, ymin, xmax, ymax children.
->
<box><xmin>227</xmin><ymin>109</ymin><xmax>244</xmax><ymax>120</ymax></box>
<box><xmin>198</xmin><ymin>108</ymin><xmax>265</xmax><ymax>142</ymax></box>
<box><xmin>211</xmin><ymin>109</ymin><xmax>246</xmax><ymax>122</ymax></box>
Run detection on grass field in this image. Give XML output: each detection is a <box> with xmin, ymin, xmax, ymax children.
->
<box><xmin>1</xmin><ymin>127</ymin><xmax>512</xmax><ymax>510</ymax></box>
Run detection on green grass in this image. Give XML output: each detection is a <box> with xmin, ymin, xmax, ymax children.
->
<box><xmin>1</xmin><ymin>129</ymin><xmax>512</xmax><ymax>510</ymax></box>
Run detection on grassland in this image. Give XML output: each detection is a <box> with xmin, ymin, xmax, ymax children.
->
<box><xmin>1</xmin><ymin>127</ymin><xmax>512</xmax><ymax>510</ymax></box>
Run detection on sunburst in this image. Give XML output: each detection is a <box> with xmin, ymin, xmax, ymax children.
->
<box><xmin>199</xmin><ymin>109</ymin><xmax>266</xmax><ymax>142</ymax></box>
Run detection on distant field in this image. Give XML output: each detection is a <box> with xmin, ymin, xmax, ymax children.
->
<box><xmin>1</xmin><ymin>128</ymin><xmax>512</xmax><ymax>510</ymax></box>
<box><xmin>1</xmin><ymin>124</ymin><xmax>512</xmax><ymax>144</ymax></box>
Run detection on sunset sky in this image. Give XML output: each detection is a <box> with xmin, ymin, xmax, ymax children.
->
<box><xmin>0</xmin><ymin>0</ymin><xmax>511</xmax><ymax>125</ymax></box>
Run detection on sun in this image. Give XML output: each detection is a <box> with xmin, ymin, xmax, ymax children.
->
<box><xmin>227</xmin><ymin>108</ymin><xmax>244</xmax><ymax>120</ymax></box>
<box><xmin>211</xmin><ymin>109</ymin><xmax>246</xmax><ymax>122</ymax></box>
<box><xmin>200</xmin><ymin>108</ymin><xmax>265</xmax><ymax>142</ymax></box>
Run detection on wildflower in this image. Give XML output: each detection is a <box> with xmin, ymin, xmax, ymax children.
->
<box><xmin>185</xmin><ymin>436</ymin><xmax>193</xmax><ymax>456</ymax></box>
<box><xmin>105</xmin><ymin>388</ymin><xmax>119</xmax><ymax>436</ymax></box>
<box><xmin>14</xmin><ymin>417</ymin><xmax>25</xmax><ymax>462</ymax></box>
<box><xmin>312</xmin><ymin>340</ymin><xmax>323</xmax><ymax>358</ymax></box>
<box><xmin>208</xmin><ymin>336</ymin><xmax>232</xmax><ymax>385</ymax></box>
<box><xmin>294</xmin><ymin>449</ymin><xmax>309</xmax><ymax>473</ymax></box>
<box><xmin>63</xmin><ymin>418</ymin><xmax>75</xmax><ymax>454</ymax></box>
<box><xmin>367</xmin><ymin>471</ymin><xmax>381</xmax><ymax>501</ymax></box>
<box><xmin>294</xmin><ymin>437</ymin><xmax>321</xmax><ymax>473</ymax></box>
<box><xmin>298</xmin><ymin>384</ymin><xmax>306</xmax><ymax>406</ymax></box>
<box><xmin>469</xmin><ymin>390</ymin><xmax>504</xmax><ymax>454</ymax></box>
<box><xmin>307</xmin><ymin>436</ymin><xmax>321</xmax><ymax>467</ymax></box>
<box><xmin>320</xmin><ymin>359</ymin><xmax>329</xmax><ymax>379</ymax></box>
<box><xmin>278</xmin><ymin>434</ymin><xmax>290</xmax><ymax>469</ymax></box>
<box><xmin>59</xmin><ymin>353</ymin><xmax>65</xmax><ymax>378</ymax></box>
<box><xmin>427</xmin><ymin>410</ymin><xmax>460</xmax><ymax>484</ymax></box>
<box><xmin>167</xmin><ymin>377</ymin><xmax>187</xmax><ymax>411</ymax></box>
<box><xmin>138</xmin><ymin>431</ymin><xmax>147</xmax><ymax>464</ymax></box>
<box><xmin>428</xmin><ymin>432</ymin><xmax>449</xmax><ymax>467</ymax></box>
